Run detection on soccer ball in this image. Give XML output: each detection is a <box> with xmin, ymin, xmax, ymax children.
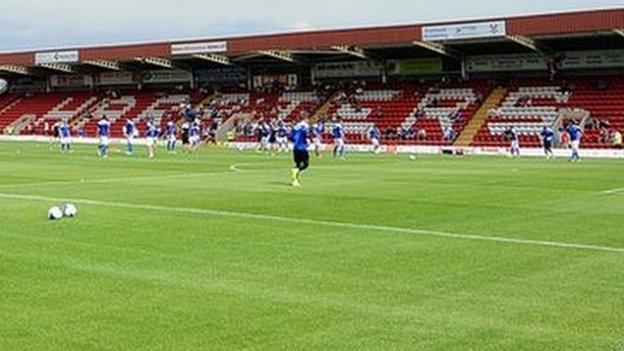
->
<box><xmin>409</xmin><ymin>155</ymin><xmax>417</xmax><ymax>161</ymax></box>
<box><xmin>48</xmin><ymin>206</ymin><xmax>63</xmax><ymax>221</ymax></box>
<box><xmin>62</xmin><ymin>204</ymin><xmax>77</xmax><ymax>218</ymax></box>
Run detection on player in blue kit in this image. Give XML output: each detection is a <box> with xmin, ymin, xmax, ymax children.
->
<box><xmin>291</xmin><ymin>116</ymin><xmax>311</xmax><ymax>187</ymax></box>
<box><xmin>370</xmin><ymin>124</ymin><xmax>381</xmax><ymax>154</ymax></box>
<box><xmin>97</xmin><ymin>116</ymin><xmax>111</xmax><ymax>158</ymax></box>
<box><xmin>59</xmin><ymin>119</ymin><xmax>71</xmax><ymax>153</ymax></box>
<box><xmin>567</xmin><ymin>122</ymin><xmax>583</xmax><ymax>162</ymax></box>
<box><xmin>145</xmin><ymin>119</ymin><xmax>160</xmax><ymax>159</ymax></box>
<box><xmin>258</xmin><ymin>121</ymin><xmax>271</xmax><ymax>152</ymax></box>
<box><xmin>189</xmin><ymin>122</ymin><xmax>201</xmax><ymax>150</ymax></box>
<box><xmin>333</xmin><ymin>118</ymin><xmax>346</xmax><ymax>158</ymax></box>
<box><xmin>505</xmin><ymin>127</ymin><xmax>520</xmax><ymax>157</ymax></box>
<box><xmin>123</xmin><ymin>118</ymin><xmax>135</xmax><ymax>155</ymax></box>
<box><xmin>276</xmin><ymin>122</ymin><xmax>289</xmax><ymax>154</ymax></box>
<box><xmin>540</xmin><ymin>126</ymin><xmax>555</xmax><ymax>158</ymax></box>
<box><xmin>166</xmin><ymin>121</ymin><xmax>178</xmax><ymax>152</ymax></box>
<box><xmin>311</xmin><ymin>122</ymin><xmax>324</xmax><ymax>157</ymax></box>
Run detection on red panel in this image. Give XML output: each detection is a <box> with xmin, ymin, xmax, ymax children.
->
<box><xmin>80</xmin><ymin>43</ymin><xmax>171</xmax><ymax>61</ymax></box>
<box><xmin>0</xmin><ymin>52</ymin><xmax>34</xmax><ymax>65</ymax></box>
<box><xmin>227</xmin><ymin>25</ymin><xmax>420</xmax><ymax>53</ymax></box>
<box><xmin>508</xmin><ymin>8</ymin><xmax>624</xmax><ymax>36</ymax></box>
<box><xmin>0</xmin><ymin>9</ymin><xmax>623</xmax><ymax>66</ymax></box>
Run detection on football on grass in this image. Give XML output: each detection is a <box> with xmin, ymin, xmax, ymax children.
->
<box><xmin>62</xmin><ymin>204</ymin><xmax>77</xmax><ymax>218</ymax></box>
<box><xmin>48</xmin><ymin>207</ymin><xmax>63</xmax><ymax>221</ymax></box>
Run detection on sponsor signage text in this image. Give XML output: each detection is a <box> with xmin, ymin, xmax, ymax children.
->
<box><xmin>422</xmin><ymin>21</ymin><xmax>506</xmax><ymax>41</ymax></box>
<box><xmin>35</xmin><ymin>50</ymin><xmax>80</xmax><ymax>65</ymax></box>
<box><xmin>171</xmin><ymin>41</ymin><xmax>228</xmax><ymax>55</ymax></box>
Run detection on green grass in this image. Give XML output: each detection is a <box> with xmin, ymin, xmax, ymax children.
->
<box><xmin>1</xmin><ymin>141</ymin><xmax>624</xmax><ymax>351</ymax></box>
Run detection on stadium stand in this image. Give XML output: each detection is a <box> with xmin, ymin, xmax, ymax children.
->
<box><xmin>0</xmin><ymin>8</ymin><xmax>623</xmax><ymax>151</ymax></box>
<box><xmin>470</xmin><ymin>77</ymin><xmax>624</xmax><ymax>148</ymax></box>
<box><xmin>319</xmin><ymin>81</ymin><xmax>489</xmax><ymax>145</ymax></box>
<box><xmin>0</xmin><ymin>76</ymin><xmax>622</xmax><ymax>149</ymax></box>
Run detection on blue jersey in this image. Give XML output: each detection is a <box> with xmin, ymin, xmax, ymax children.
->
<box><xmin>370</xmin><ymin>127</ymin><xmax>380</xmax><ymax>139</ymax></box>
<box><xmin>190</xmin><ymin>125</ymin><xmax>200</xmax><ymax>137</ymax></box>
<box><xmin>567</xmin><ymin>125</ymin><xmax>583</xmax><ymax>141</ymax></box>
<box><xmin>292</xmin><ymin>122</ymin><xmax>309</xmax><ymax>151</ymax></box>
<box><xmin>166</xmin><ymin>122</ymin><xmax>177</xmax><ymax>136</ymax></box>
<box><xmin>124</xmin><ymin>120</ymin><xmax>135</xmax><ymax>136</ymax></box>
<box><xmin>259</xmin><ymin>123</ymin><xmax>271</xmax><ymax>137</ymax></box>
<box><xmin>311</xmin><ymin>124</ymin><xmax>324</xmax><ymax>138</ymax></box>
<box><xmin>277</xmin><ymin>126</ymin><xmax>288</xmax><ymax>138</ymax></box>
<box><xmin>540</xmin><ymin>128</ymin><xmax>555</xmax><ymax>142</ymax></box>
<box><xmin>184</xmin><ymin>108</ymin><xmax>197</xmax><ymax>123</ymax></box>
<box><xmin>146</xmin><ymin>123</ymin><xmax>160</xmax><ymax>138</ymax></box>
<box><xmin>97</xmin><ymin>119</ymin><xmax>110</xmax><ymax>137</ymax></box>
<box><xmin>59</xmin><ymin>124</ymin><xmax>71</xmax><ymax>138</ymax></box>
<box><xmin>333</xmin><ymin>124</ymin><xmax>344</xmax><ymax>140</ymax></box>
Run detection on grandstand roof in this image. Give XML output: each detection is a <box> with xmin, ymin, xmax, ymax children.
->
<box><xmin>0</xmin><ymin>8</ymin><xmax>623</xmax><ymax>76</ymax></box>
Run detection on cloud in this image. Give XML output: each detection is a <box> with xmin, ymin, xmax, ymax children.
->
<box><xmin>1</xmin><ymin>0</ymin><xmax>622</xmax><ymax>50</ymax></box>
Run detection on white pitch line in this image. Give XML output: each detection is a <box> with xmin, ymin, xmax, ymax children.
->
<box><xmin>599</xmin><ymin>188</ymin><xmax>624</xmax><ymax>195</ymax></box>
<box><xmin>1</xmin><ymin>192</ymin><xmax>623</xmax><ymax>254</ymax></box>
<box><xmin>229</xmin><ymin>164</ymin><xmax>246</xmax><ymax>173</ymax></box>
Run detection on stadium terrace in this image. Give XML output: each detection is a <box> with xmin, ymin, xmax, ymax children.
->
<box><xmin>0</xmin><ymin>8</ymin><xmax>624</xmax><ymax>154</ymax></box>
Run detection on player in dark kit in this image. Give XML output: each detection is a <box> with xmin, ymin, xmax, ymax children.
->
<box><xmin>290</xmin><ymin>116</ymin><xmax>311</xmax><ymax>187</ymax></box>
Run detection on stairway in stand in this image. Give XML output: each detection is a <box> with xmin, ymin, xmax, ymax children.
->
<box><xmin>454</xmin><ymin>88</ymin><xmax>507</xmax><ymax>147</ymax></box>
<box><xmin>310</xmin><ymin>93</ymin><xmax>338</xmax><ymax>123</ymax></box>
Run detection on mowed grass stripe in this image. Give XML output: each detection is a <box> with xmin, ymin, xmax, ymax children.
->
<box><xmin>2</xmin><ymin>192</ymin><xmax>623</xmax><ymax>254</ymax></box>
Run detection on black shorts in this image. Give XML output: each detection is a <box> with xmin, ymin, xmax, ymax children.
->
<box><xmin>293</xmin><ymin>150</ymin><xmax>309</xmax><ymax>166</ymax></box>
<box><xmin>544</xmin><ymin>140</ymin><xmax>553</xmax><ymax>151</ymax></box>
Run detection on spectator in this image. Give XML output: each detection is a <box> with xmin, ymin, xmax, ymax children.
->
<box><xmin>443</xmin><ymin>126</ymin><xmax>455</xmax><ymax>142</ymax></box>
<box><xmin>417</xmin><ymin>128</ymin><xmax>427</xmax><ymax>141</ymax></box>
<box><xmin>375</xmin><ymin>105</ymin><xmax>382</xmax><ymax>119</ymax></box>
<box><xmin>614</xmin><ymin>130</ymin><xmax>622</xmax><ymax>149</ymax></box>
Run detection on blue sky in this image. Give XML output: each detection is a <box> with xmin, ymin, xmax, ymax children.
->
<box><xmin>1</xmin><ymin>0</ymin><xmax>622</xmax><ymax>51</ymax></box>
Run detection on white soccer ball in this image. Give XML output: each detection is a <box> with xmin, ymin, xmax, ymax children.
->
<box><xmin>62</xmin><ymin>204</ymin><xmax>77</xmax><ymax>218</ymax></box>
<box><xmin>410</xmin><ymin>155</ymin><xmax>417</xmax><ymax>161</ymax></box>
<box><xmin>48</xmin><ymin>206</ymin><xmax>63</xmax><ymax>221</ymax></box>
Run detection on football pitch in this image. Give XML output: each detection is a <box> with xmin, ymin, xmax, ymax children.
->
<box><xmin>1</xmin><ymin>142</ymin><xmax>623</xmax><ymax>351</ymax></box>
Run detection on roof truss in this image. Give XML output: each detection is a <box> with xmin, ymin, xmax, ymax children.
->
<box><xmin>135</xmin><ymin>57</ymin><xmax>173</xmax><ymax>69</ymax></box>
<box><xmin>192</xmin><ymin>53</ymin><xmax>232</xmax><ymax>66</ymax></box>
<box><xmin>0</xmin><ymin>64</ymin><xmax>32</xmax><ymax>75</ymax></box>
<box><xmin>83</xmin><ymin>60</ymin><xmax>121</xmax><ymax>71</ymax></box>
<box><xmin>331</xmin><ymin>45</ymin><xmax>367</xmax><ymax>59</ymax></box>
<box><xmin>413</xmin><ymin>41</ymin><xmax>462</xmax><ymax>58</ymax></box>
<box><xmin>507</xmin><ymin>35</ymin><xmax>547</xmax><ymax>53</ymax></box>
<box><xmin>257</xmin><ymin>50</ymin><xmax>295</xmax><ymax>63</ymax></box>
<box><xmin>38</xmin><ymin>62</ymin><xmax>75</xmax><ymax>73</ymax></box>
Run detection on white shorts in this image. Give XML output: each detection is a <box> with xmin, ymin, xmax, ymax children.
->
<box><xmin>313</xmin><ymin>137</ymin><xmax>322</xmax><ymax>147</ymax></box>
<box><xmin>511</xmin><ymin>140</ymin><xmax>520</xmax><ymax>149</ymax></box>
<box><xmin>168</xmin><ymin>135</ymin><xmax>177</xmax><ymax>142</ymax></box>
<box><xmin>371</xmin><ymin>138</ymin><xmax>380</xmax><ymax>147</ymax></box>
<box><xmin>571</xmin><ymin>140</ymin><xmax>580</xmax><ymax>152</ymax></box>
<box><xmin>99</xmin><ymin>137</ymin><xmax>109</xmax><ymax>146</ymax></box>
<box><xmin>261</xmin><ymin>136</ymin><xmax>270</xmax><ymax>145</ymax></box>
<box><xmin>60</xmin><ymin>137</ymin><xmax>71</xmax><ymax>145</ymax></box>
<box><xmin>146</xmin><ymin>137</ymin><xmax>156</xmax><ymax>147</ymax></box>
<box><xmin>190</xmin><ymin>136</ymin><xmax>200</xmax><ymax>145</ymax></box>
<box><xmin>335</xmin><ymin>138</ymin><xmax>345</xmax><ymax>147</ymax></box>
<box><xmin>276</xmin><ymin>136</ymin><xmax>287</xmax><ymax>144</ymax></box>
